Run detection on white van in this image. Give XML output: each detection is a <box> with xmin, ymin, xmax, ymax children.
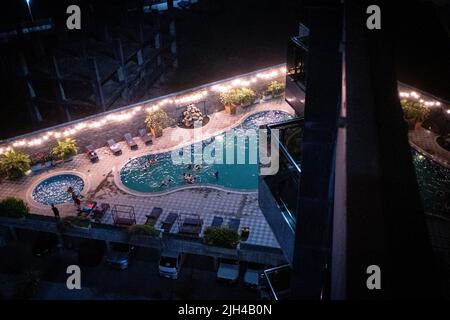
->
<box><xmin>158</xmin><ymin>251</ymin><xmax>183</xmax><ymax>279</ymax></box>
<box><xmin>217</xmin><ymin>258</ymin><xmax>240</xmax><ymax>283</ymax></box>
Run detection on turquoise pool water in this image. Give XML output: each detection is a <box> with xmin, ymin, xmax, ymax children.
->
<box><xmin>120</xmin><ymin>110</ymin><xmax>294</xmax><ymax>193</ymax></box>
<box><xmin>32</xmin><ymin>174</ymin><xmax>84</xmax><ymax>205</ymax></box>
<box><xmin>412</xmin><ymin>149</ymin><xmax>450</xmax><ymax>218</ymax></box>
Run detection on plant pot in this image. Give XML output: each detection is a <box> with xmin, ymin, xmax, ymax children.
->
<box><xmin>263</xmin><ymin>94</ymin><xmax>273</xmax><ymax>101</ymax></box>
<box><xmin>224</xmin><ymin>104</ymin><xmax>237</xmax><ymax>115</ymax></box>
<box><xmin>151</xmin><ymin>127</ymin><xmax>163</xmax><ymax>138</ymax></box>
<box><xmin>241</xmin><ymin>102</ymin><xmax>252</xmax><ymax>108</ymax></box>
<box><xmin>64</xmin><ymin>156</ymin><xmax>74</xmax><ymax>162</ymax></box>
<box><xmin>414</xmin><ymin>121</ymin><xmax>423</xmax><ymax>130</ymax></box>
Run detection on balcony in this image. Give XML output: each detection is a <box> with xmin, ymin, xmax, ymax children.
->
<box><xmin>259</xmin><ymin>118</ymin><xmax>304</xmax><ymax>263</ymax></box>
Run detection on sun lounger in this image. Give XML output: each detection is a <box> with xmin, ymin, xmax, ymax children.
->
<box><xmin>85</xmin><ymin>145</ymin><xmax>99</xmax><ymax>162</ymax></box>
<box><xmin>211</xmin><ymin>216</ymin><xmax>224</xmax><ymax>228</ymax></box>
<box><xmin>228</xmin><ymin>218</ymin><xmax>241</xmax><ymax>232</ymax></box>
<box><xmin>124</xmin><ymin>133</ymin><xmax>138</xmax><ymax>150</ymax></box>
<box><xmin>178</xmin><ymin>216</ymin><xmax>203</xmax><ymax>238</ymax></box>
<box><xmin>162</xmin><ymin>212</ymin><xmax>178</xmax><ymax>233</ymax></box>
<box><xmin>92</xmin><ymin>203</ymin><xmax>110</xmax><ymax>222</ymax></box>
<box><xmin>145</xmin><ymin>207</ymin><xmax>163</xmax><ymax>226</ymax></box>
<box><xmin>78</xmin><ymin>201</ymin><xmax>98</xmax><ymax>217</ymax></box>
<box><xmin>107</xmin><ymin>139</ymin><xmax>122</xmax><ymax>155</ymax></box>
<box><xmin>139</xmin><ymin>128</ymin><xmax>152</xmax><ymax>145</ymax></box>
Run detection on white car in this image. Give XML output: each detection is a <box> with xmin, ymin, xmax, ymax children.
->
<box><xmin>217</xmin><ymin>258</ymin><xmax>240</xmax><ymax>283</ymax></box>
<box><xmin>159</xmin><ymin>251</ymin><xmax>183</xmax><ymax>279</ymax></box>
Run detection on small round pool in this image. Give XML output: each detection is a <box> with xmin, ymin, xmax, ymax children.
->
<box><xmin>32</xmin><ymin>174</ymin><xmax>85</xmax><ymax>205</ymax></box>
<box><xmin>120</xmin><ymin>110</ymin><xmax>294</xmax><ymax>193</ymax></box>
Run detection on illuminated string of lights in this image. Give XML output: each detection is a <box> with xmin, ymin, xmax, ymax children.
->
<box><xmin>1</xmin><ymin>66</ymin><xmax>446</xmax><ymax>156</ymax></box>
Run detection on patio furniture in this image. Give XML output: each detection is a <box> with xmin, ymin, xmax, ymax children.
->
<box><xmin>240</xmin><ymin>226</ymin><xmax>250</xmax><ymax>241</ymax></box>
<box><xmin>138</xmin><ymin>128</ymin><xmax>152</xmax><ymax>145</ymax></box>
<box><xmin>92</xmin><ymin>203</ymin><xmax>110</xmax><ymax>222</ymax></box>
<box><xmin>107</xmin><ymin>139</ymin><xmax>122</xmax><ymax>155</ymax></box>
<box><xmin>145</xmin><ymin>207</ymin><xmax>163</xmax><ymax>226</ymax></box>
<box><xmin>178</xmin><ymin>215</ymin><xmax>203</xmax><ymax>238</ymax></box>
<box><xmin>112</xmin><ymin>204</ymin><xmax>136</xmax><ymax>227</ymax></box>
<box><xmin>78</xmin><ymin>200</ymin><xmax>98</xmax><ymax>217</ymax></box>
<box><xmin>228</xmin><ymin>218</ymin><xmax>241</xmax><ymax>232</ymax></box>
<box><xmin>85</xmin><ymin>145</ymin><xmax>99</xmax><ymax>163</ymax></box>
<box><xmin>124</xmin><ymin>133</ymin><xmax>138</xmax><ymax>150</ymax></box>
<box><xmin>162</xmin><ymin>212</ymin><xmax>179</xmax><ymax>233</ymax></box>
<box><xmin>211</xmin><ymin>216</ymin><xmax>224</xmax><ymax>228</ymax></box>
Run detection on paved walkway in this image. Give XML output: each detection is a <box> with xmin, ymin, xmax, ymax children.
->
<box><xmin>409</xmin><ymin>128</ymin><xmax>450</xmax><ymax>168</ymax></box>
<box><xmin>0</xmin><ymin>99</ymin><xmax>294</xmax><ymax>249</ymax></box>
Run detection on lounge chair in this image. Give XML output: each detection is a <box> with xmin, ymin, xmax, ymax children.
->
<box><xmin>179</xmin><ymin>216</ymin><xmax>203</xmax><ymax>238</ymax></box>
<box><xmin>92</xmin><ymin>203</ymin><xmax>110</xmax><ymax>222</ymax></box>
<box><xmin>138</xmin><ymin>128</ymin><xmax>152</xmax><ymax>145</ymax></box>
<box><xmin>78</xmin><ymin>200</ymin><xmax>98</xmax><ymax>217</ymax></box>
<box><xmin>162</xmin><ymin>212</ymin><xmax>179</xmax><ymax>233</ymax></box>
<box><xmin>85</xmin><ymin>145</ymin><xmax>99</xmax><ymax>163</ymax></box>
<box><xmin>124</xmin><ymin>133</ymin><xmax>138</xmax><ymax>150</ymax></box>
<box><xmin>211</xmin><ymin>216</ymin><xmax>224</xmax><ymax>228</ymax></box>
<box><xmin>228</xmin><ymin>218</ymin><xmax>241</xmax><ymax>232</ymax></box>
<box><xmin>145</xmin><ymin>207</ymin><xmax>163</xmax><ymax>226</ymax></box>
<box><xmin>107</xmin><ymin>139</ymin><xmax>122</xmax><ymax>155</ymax></box>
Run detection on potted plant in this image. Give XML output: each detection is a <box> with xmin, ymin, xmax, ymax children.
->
<box><xmin>0</xmin><ymin>197</ymin><xmax>29</xmax><ymax>220</ymax></box>
<box><xmin>51</xmin><ymin>138</ymin><xmax>77</xmax><ymax>162</ymax></box>
<box><xmin>0</xmin><ymin>150</ymin><xmax>31</xmax><ymax>180</ymax></box>
<box><xmin>203</xmin><ymin>226</ymin><xmax>240</xmax><ymax>249</ymax></box>
<box><xmin>265</xmin><ymin>80</ymin><xmax>285</xmax><ymax>100</ymax></box>
<box><xmin>219</xmin><ymin>90</ymin><xmax>239</xmax><ymax>115</ymax></box>
<box><xmin>401</xmin><ymin>99</ymin><xmax>429</xmax><ymax>130</ymax></box>
<box><xmin>238</xmin><ymin>88</ymin><xmax>257</xmax><ymax>107</ymax></box>
<box><xmin>58</xmin><ymin>216</ymin><xmax>91</xmax><ymax>232</ymax></box>
<box><xmin>145</xmin><ymin>110</ymin><xmax>174</xmax><ymax>138</ymax></box>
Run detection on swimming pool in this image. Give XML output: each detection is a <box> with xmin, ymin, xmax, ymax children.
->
<box><xmin>412</xmin><ymin>149</ymin><xmax>450</xmax><ymax>218</ymax></box>
<box><xmin>120</xmin><ymin>110</ymin><xmax>294</xmax><ymax>193</ymax></box>
<box><xmin>32</xmin><ymin>174</ymin><xmax>85</xmax><ymax>205</ymax></box>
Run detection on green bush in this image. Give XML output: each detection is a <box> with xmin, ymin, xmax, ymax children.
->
<box><xmin>0</xmin><ymin>197</ymin><xmax>29</xmax><ymax>219</ymax></box>
<box><xmin>145</xmin><ymin>110</ymin><xmax>174</xmax><ymax>133</ymax></box>
<box><xmin>128</xmin><ymin>224</ymin><xmax>159</xmax><ymax>237</ymax></box>
<box><xmin>58</xmin><ymin>216</ymin><xmax>91</xmax><ymax>230</ymax></box>
<box><xmin>267</xmin><ymin>80</ymin><xmax>285</xmax><ymax>97</ymax></box>
<box><xmin>219</xmin><ymin>87</ymin><xmax>256</xmax><ymax>107</ymax></box>
<box><xmin>51</xmin><ymin>138</ymin><xmax>77</xmax><ymax>160</ymax></box>
<box><xmin>0</xmin><ymin>150</ymin><xmax>31</xmax><ymax>180</ymax></box>
<box><xmin>400</xmin><ymin>99</ymin><xmax>429</xmax><ymax>123</ymax></box>
<box><xmin>203</xmin><ymin>227</ymin><xmax>240</xmax><ymax>248</ymax></box>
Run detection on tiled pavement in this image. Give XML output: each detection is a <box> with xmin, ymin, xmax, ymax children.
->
<box><xmin>0</xmin><ymin>99</ymin><xmax>293</xmax><ymax>249</ymax></box>
<box><xmin>409</xmin><ymin>128</ymin><xmax>450</xmax><ymax>168</ymax></box>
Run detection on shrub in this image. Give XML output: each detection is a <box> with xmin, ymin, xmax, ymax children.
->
<box><xmin>219</xmin><ymin>87</ymin><xmax>256</xmax><ymax>107</ymax></box>
<box><xmin>128</xmin><ymin>224</ymin><xmax>159</xmax><ymax>237</ymax></box>
<box><xmin>267</xmin><ymin>80</ymin><xmax>285</xmax><ymax>97</ymax></box>
<box><xmin>400</xmin><ymin>99</ymin><xmax>430</xmax><ymax>123</ymax></box>
<box><xmin>58</xmin><ymin>216</ymin><xmax>91</xmax><ymax>230</ymax></box>
<box><xmin>203</xmin><ymin>227</ymin><xmax>240</xmax><ymax>248</ymax></box>
<box><xmin>0</xmin><ymin>150</ymin><xmax>31</xmax><ymax>180</ymax></box>
<box><xmin>30</xmin><ymin>152</ymin><xmax>54</xmax><ymax>166</ymax></box>
<box><xmin>238</xmin><ymin>87</ymin><xmax>257</xmax><ymax>106</ymax></box>
<box><xmin>51</xmin><ymin>138</ymin><xmax>77</xmax><ymax>160</ymax></box>
<box><xmin>145</xmin><ymin>110</ymin><xmax>174</xmax><ymax>134</ymax></box>
<box><xmin>0</xmin><ymin>197</ymin><xmax>29</xmax><ymax>219</ymax></box>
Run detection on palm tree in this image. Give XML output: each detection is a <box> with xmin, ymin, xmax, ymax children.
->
<box><xmin>52</xmin><ymin>138</ymin><xmax>77</xmax><ymax>160</ymax></box>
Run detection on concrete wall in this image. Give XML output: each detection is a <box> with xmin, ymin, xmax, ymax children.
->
<box><xmin>0</xmin><ymin>65</ymin><xmax>286</xmax><ymax>157</ymax></box>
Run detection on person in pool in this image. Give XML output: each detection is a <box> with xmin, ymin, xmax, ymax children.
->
<box><xmin>194</xmin><ymin>164</ymin><xmax>202</xmax><ymax>171</ymax></box>
<box><xmin>160</xmin><ymin>177</ymin><xmax>172</xmax><ymax>187</ymax></box>
<box><xmin>214</xmin><ymin>171</ymin><xmax>219</xmax><ymax>180</ymax></box>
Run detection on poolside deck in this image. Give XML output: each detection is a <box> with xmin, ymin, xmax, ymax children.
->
<box><xmin>0</xmin><ymin>99</ymin><xmax>294</xmax><ymax>249</ymax></box>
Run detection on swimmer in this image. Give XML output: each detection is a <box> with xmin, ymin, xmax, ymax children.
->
<box><xmin>194</xmin><ymin>164</ymin><xmax>202</xmax><ymax>171</ymax></box>
<box><xmin>214</xmin><ymin>171</ymin><xmax>219</xmax><ymax>179</ymax></box>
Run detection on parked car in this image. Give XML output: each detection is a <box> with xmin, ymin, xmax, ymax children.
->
<box><xmin>105</xmin><ymin>242</ymin><xmax>134</xmax><ymax>270</ymax></box>
<box><xmin>158</xmin><ymin>251</ymin><xmax>183</xmax><ymax>279</ymax></box>
<box><xmin>32</xmin><ymin>232</ymin><xmax>59</xmax><ymax>257</ymax></box>
<box><xmin>244</xmin><ymin>263</ymin><xmax>263</xmax><ymax>288</ymax></box>
<box><xmin>217</xmin><ymin>258</ymin><xmax>240</xmax><ymax>283</ymax></box>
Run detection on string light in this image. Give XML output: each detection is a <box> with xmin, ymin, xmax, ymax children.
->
<box><xmin>399</xmin><ymin>90</ymin><xmax>442</xmax><ymax>108</ymax></box>
<box><xmin>0</xmin><ymin>65</ymin><xmax>334</xmax><ymax>155</ymax></box>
